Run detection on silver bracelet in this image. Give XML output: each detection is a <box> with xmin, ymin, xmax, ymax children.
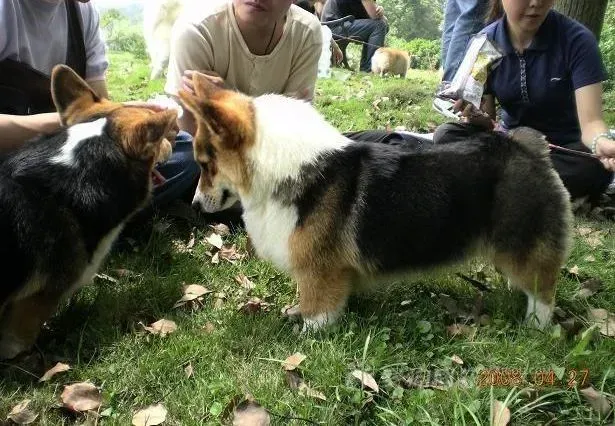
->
<box><xmin>591</xmin><ymin>131</ymin><xmax>615</xmax><ymax>155</ymax></box>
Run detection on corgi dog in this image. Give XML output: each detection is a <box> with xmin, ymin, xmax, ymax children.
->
<box><xmin>371</xmin><ymin>47</ymin><xmax>410</xmax><ymax>78</ymax></box>
<box><xmin>0</xmin><ymin>65</ymin><xmax>176</xmax><ymax>359</ymax></box>
<box><xmin>180</xmin><ymin>73</ymin><xmax>572</xmax><ymax>332</ymax></box>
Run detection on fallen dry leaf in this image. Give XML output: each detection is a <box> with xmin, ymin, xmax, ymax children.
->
<box><xmin>132</xmin><ymin>404</ymin><xmax>168</xmax><ymax>426</ymax></box>
<box><xmin>232</xmin><ymin>399</ymin><xmax>270</xmax><ymax>426</ymax></box>
<box><xmin>211</xmin><ymin>251</ymin><xmax>220</xmax><ymax>264</ymax></box>
<box><xmin>235</xmin><ymin>274</ymin><xmax>255</xmax><ymax>291</ymax></box>
<box><xmin>39</xmin><ymin>361</ymin><xmax>70</xmax><ymax>382</ymax></box>
<box><xmin>209</xmin><ymin>223</ymin><xmax>230</xmax><ymax>236</ymax></box>
<box><xmin>7</xmin><ymin>400</ymin><xmax>38</xmax><ymax>425</ymax></box>
<box><xmin>352</xmin><ymin>370</ymin><xmax>379</xmax><ymax>393</ymax></box>
<box><xmin>580</xmin><ymin>386</ymin><xmax>612</xmax><ymax>416</ymax></box>
<box><xmin>220</xmin><ymin>244</ymin><xmax>245</xmax><ymax>264</ymax></box>
<box><xmin>173</xmin><ymin>284</ymin><xmax>212</xmax><ymax>309</ymax></box>
<box><xmin>214</xmin><ymin>292</ymin><xmax>227</xmax><ymax>310</ymax></box>
<box><xmin>61</xmin><ymin>382</ymin><xmax>102</xmax><ymax>412</ymax></box>
<box><xmin>568</xmin><ymin>265</ymin><xmax>580</xmax><ymax>276</ymax></box>
<box><xmin>446</xmin><ymin>324</ymin><xmax>476</xmax><ymax>339</ymax></box>
<box><xmin>202</xmin><ymin>322</ymin><xmax>216</xmax><ymax>333</ymax></box>
<box><xmin>284</xmin><ymin>371</ymin><xmax>326</xmax><ymax>401</ymax></box>
<box><xmin>578</xmin><ymin>278</ymin><xmax>603</xmax><ymax>299</ymax></box>
<box><xmin>184</xmin><ymin>363</ymin><xmax>194</xmax><ymax>378</ymax></box>
<box><xmin>491</xmin><ymin>400</ymin><xmax>511</xmax><ymax>426</ymax></box>
<box><xmin>95</xmin><ymin>273</ymin><xmax>118</xmax><ymax>283</ymax></box>
<box><xmin>282</xmin><ymin>352</ymin><xmax>306</xmax><ymax>371</ymax></box>
<box><xmin>238</xmin><ymin>298</ymin><xmax>272</xmax><ymax>314</ymax></box>
<box><xmin>186</xmin><ymin>232</ymin><xmax>196</xmax><ymax>249</ymax></box>
<box><xmin>451</xmin><ymin>355</ymin><xmax>464</xmax><ymax>365</ymax></box>
<box><xmin>577</xmin><ymin>226</ymin><xmax>594</xmax><ymax>236</ymax></box>
<box><xmin>588</xmin><ymin>308</ymin><xmax>615</xmax><ymax>337</ymax></box>
<box><xmin>142</xmin><ymin>319</ymin><xmax>178</xmax><ymax>337</ymax></box>
<box><xmin>205</xmin><ymin>232</ymin><xmax>224</xmax><ymax>249</ymax></box>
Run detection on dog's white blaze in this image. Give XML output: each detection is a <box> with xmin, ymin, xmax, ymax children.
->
<box><xmin>242</xmin><ymin>199</ymin><xmax>297</xmax><ymax>271</ymax></box>
<box><xmin>69</xmin><ymin>223</ymin><xmax>125</xmax><ymax>294</ymax></box>
<box><xmin>51</xmin><ymin>118</ymin><xmax>107</xmax><ymax>166</ymax></box>
<box><xmin>525</xmin><ymin>292</ymin><xmax>553</xmax><ymax>330</ymax></box>
<box><xmin>248</xmin><ymin>94</ymin><xmax>349</xmax><ymax>186</ymax></box>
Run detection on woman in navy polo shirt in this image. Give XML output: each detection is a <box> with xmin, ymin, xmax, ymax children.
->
<box><xmin>446</xmin><ymin>0</ymin><xmax>615</xmax><ymax>202</ymax></box>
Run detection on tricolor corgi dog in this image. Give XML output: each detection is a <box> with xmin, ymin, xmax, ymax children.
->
<box><xmin>180</xmin><ymin>73</ymin><xmax>572</xmax><ymax>332</ymax></box>
<box><xmin>0</xmin><ymin>65</ymin><xmax>176</xmax><ymax>359</ymax></box>
<box><xmin>371</xmin><ymin>47</ymin><xmax>410</xmax><ymax>78</ymax></box>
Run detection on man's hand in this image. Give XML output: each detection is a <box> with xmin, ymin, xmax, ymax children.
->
<box><xmin>595</xmin><ymin>137</ymin><xmax>615</xmax><ymax>171</ymax></box>
<box><xmin>182</xmin><ymin>70</ymin><xmax>228</xmax><ymax>95</ymax></box>
<box><xmin>375</xmin><ymin>5</ymin><xmax>384</xmax><ymax>18</ymax></box>
<box><xmin>331</xmin><ymin>40</ymin><xmax>343</xmax><ymax>65</ymax></box>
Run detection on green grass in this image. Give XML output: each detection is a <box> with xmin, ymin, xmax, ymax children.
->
<box><xmin>1</xmin><ymin>51</ymin><xmax>615</xmax><ymax>425</ymax></box>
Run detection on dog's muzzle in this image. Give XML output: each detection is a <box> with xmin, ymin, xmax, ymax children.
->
<box><xmin>192</xmin><ymin>187</ymin><xmax>238</xmax><ymax>213</ymax></box>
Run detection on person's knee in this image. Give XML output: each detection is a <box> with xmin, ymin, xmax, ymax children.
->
<box><xmin>372</xmin><ymin>19</ymin><xmax>388</xmax><ymax>34</ymax></box>
<box><xmin>433</xmin><ymin>122</ymin><xmax>475</xmax><ymax>144</ymax></box>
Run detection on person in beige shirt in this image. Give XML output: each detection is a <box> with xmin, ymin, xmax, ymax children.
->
<box><xmin>165</xmin><ymin>0</ymin><xmax>323</xmax><ymax>134</ymax></box>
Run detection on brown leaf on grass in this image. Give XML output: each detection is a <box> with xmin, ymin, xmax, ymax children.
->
<box><xmin>220</xmin><ymin>244</ymin><xmax>245</xmax><ymax>264</ymax></box>
<box><xmin>7</xmin><ymin>400</ymin><xmax>38</xmax><ymax>424</ymax></box>
<box><xmin>61</xmin><ymin>382</ymin><xmax>101</xmax><ymax>412</ymax></box>
<box><xmin>141</xmin><ymin>319</ymin><xmax>178</xmax><ymax>337</ymax></box>
<box><xmin>39</xmin><ymin>361</ymin><xmax>71</xmax><ymax>382</ymax></box>
<box><xmin>209</xmin><ymin>223</ymin><xmax>230</xmax><ymax>237</ymax></box>
<box><xmin>580</xmin><ymin>386</ymin><xmax>612</xmax><ymax>416</ymax></box>
<box><xmin>568</xmin><ymin>265</ymin><xmax>580</xmax><ymax>276</ymax></box>
<box><xmin>204</xmin><ymin>232</ymin><xmax>224</xmax><ymax>249</ymax></box>
<box><xmin>186</xmin><ymin>232</ymin><xmax>196</xmax><ymax>249</ymax></box>
<box><xmin>576</xmin><ymin>226</ymin><xmax>594</xmax><ymax>236</ymax></box>
<box><xmin>588</xmin><ymin>309</ymin><xmax>615</xmax><ymax>337</ymax></box>
<box><xmin>284</xmin><ymin>371</ymin><xmax>326</xmax><ymax>401</ymax></box>
<box><xmin>184</xmin><ymin>362</ymin><xmax>194</xmax><ymax>378</ymax></box>
<box><xmin>95</xmin><ymin>273</ymin><xmax>118</xmax><ymax>283</ymax></box>
<box><xmin>446</xmin><ymin>324</ymin><xmax>476</xmax><ymax>339</ymax></box>
<box><xmin>132</xmin><ymin>404</ymin><xmax>168</xmax><ymax>426</ymax></box>
<box><xmin>214</xmin><ymin>292</ymin><xmax>227</xmax><ymax>310</ymax></box>
<box><xmin>202</xmin><ymin>322</ymin><xmax>216</xmax><ymax>333</ymax></box>
<box><xmin>173</xmin><ymin>284</ymin><xmax>212</xmax><ymax>309</ymax></box>
<box><xmin>238</xmin><ymin>298</ymin><xmax>272</xmax><ymax>314</ymax></box>
<box><xmin>282</xmin><ymin>352</ymin><xmax>306</xmax><ymax>371</ymax></box>
<box><xmin>352</xmin><ymin>370</ymin><xmax>379</xmax><ymax>393</ymax></box>
<box><xmin>211</xmin><ymin>251</ymin><xmax>220</xmax><ymax>264</ymax></box>
<box><xmin>235</xmin><ymin>274</ymin><xmax>255</xmax><ymax>291</ymax></box>
<box><xmin>232</xmin><ymin>399</ymin><xmax>270</xmax><ymax>426</ymax></box>
<box><xmin>491</xmin><ymin>400</ymin><xmax>511</xmax><ymax>426</ymax></box>
<box><xmin>451</xmin><ymin>355</ymin><xmax>464</xmax><ymax>365</ymax></box>
<box><xmin>578</xmin><ymin>278</ymin><xmax>603</xmax><ymax>299</ymax></box>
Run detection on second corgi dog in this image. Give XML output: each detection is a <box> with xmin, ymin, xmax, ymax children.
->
<box><xmin>371</xmin><ymin>47</ymin><xmax>410</xmax><ymax>78</ymax></box>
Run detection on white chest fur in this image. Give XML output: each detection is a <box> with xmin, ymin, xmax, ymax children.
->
<box><xmin>242</xmin><ymin>200</ymin><xmax>297</xmax><ymax>271</ymax></box>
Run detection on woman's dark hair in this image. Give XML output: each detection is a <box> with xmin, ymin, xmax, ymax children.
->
<box><xmin>486</xmin><ymin>0</ymin><xmax>504</xmax><ymax>23</ymax></box>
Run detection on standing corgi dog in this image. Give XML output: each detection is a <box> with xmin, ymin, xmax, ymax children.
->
<box><xmin>0</xmin><ymin>65</ymin><xmax>176</xmax><ymax>359</ymax></box>
<box><xmin>180</xmin><ymin>73</ymin><xmax>572</xmax><ymax>332</ymax></box>
<box><xmin>371</xmin><ymin>47</ymin><xmax>410</xmax><ymax>78</ymax></box>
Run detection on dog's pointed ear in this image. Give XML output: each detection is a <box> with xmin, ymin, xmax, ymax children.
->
<box><xmin>178</xmin><ymin>89</ymin><xmax>204</xmax><ymax>120</ymax></box>
<box><xmin>192</xmin><ymin>72</ymin><xmax>224</xmax><ymax>99</ymax></box>
<box><xmin>51</xmin><ymin>65</ymin><xmax>100</xmax><ymax>125</ymax></box>
<box><xmin>138</xmin><ymin>109</ymin><xmax>178</xmax><ymax>145</ymax></box>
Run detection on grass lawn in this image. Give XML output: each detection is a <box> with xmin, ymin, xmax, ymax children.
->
<box><xmin>1</xmin><ymin>51</ymin><xmax>615</xmax><ymax>425</ymax></box>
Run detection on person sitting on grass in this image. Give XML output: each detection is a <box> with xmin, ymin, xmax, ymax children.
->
<box><xmin>164</xmin><ymin>0</ymin><xmax>323</xmax><ymax>136</ymax></box>
<box><xmin>439</xmin><ymin>0</ymin><xmax>615</xmax><ymax>204</ymax></box>
<box><xmin>0</xmin><ymin>0</ymin><xmax>199</xmax><ymax>209</ymax></box>
<box><xmin>320</xmin><ymin>0</ymin><xmax>388</xmax><ymax>73</ymax></box>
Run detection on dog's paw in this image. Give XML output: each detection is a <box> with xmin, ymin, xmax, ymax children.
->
<box><xmin>301</xmin><ymin>311</ymin><xmax>340</xmax><ymax>334</ymax></box>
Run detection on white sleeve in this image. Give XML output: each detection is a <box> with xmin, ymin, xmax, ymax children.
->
<box><xmin>79</xmin><ymin>3</ymin><xmax>109</xmax><ymax>81</ymax></box>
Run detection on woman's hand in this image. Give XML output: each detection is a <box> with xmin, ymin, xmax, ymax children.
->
<box><xmin>453</xmin><ymin>99</ymin><xmax>495</xmax><ymax>130</ymax></box>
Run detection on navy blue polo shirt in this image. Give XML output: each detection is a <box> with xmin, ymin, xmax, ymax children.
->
<box><xmin>482</xmin><ymin>10</ymin><xmax>608</xmax><ymax>146</ymax></box>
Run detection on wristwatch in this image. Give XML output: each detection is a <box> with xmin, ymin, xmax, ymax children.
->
<box><xmin>591</xmin><ymin>129</ymin><xmax>615</xmax><ymax>155</ymax></box>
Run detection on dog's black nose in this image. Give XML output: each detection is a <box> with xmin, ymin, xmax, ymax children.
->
<box><xmin>191</xmin><ymin>201</ymin><xmax>202</xmax><ymax>212</ymax></box>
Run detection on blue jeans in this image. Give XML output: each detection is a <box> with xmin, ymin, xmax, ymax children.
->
<box><xmin>441</xmin><ymin>0</ymin><xmax>488</xmax><ymax>82</ymax></box>
<box><xmin>332</xmin><ymin>19</ymin><xmax>388</xmax><ymax>72</ymax></box>
<box><xmin>153</xmin><ymin>130</ymin><xmax>199</xmax><ymax>207</ymax></box>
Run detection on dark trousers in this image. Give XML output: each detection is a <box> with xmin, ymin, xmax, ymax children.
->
<box><xmin>331</xmin><ymin>19</ymin><xmax>388</xmax><ymax>72</ymax></box>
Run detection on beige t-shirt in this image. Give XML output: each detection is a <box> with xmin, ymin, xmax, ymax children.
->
<box><xmin>165</xmin><ymin>2</ymin><xmax>322</xmax><ymax>100</ymax></box>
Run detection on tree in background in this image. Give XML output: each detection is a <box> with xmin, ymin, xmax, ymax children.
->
<box><xmin>378</xmin><ymin>0</ymin><xmax>442</xmax><ymax>40</ymax></box>
<box><xmin>555</xmin><ymin>0</ymin><xmax>608</xmax><ymax>41</ymax></box>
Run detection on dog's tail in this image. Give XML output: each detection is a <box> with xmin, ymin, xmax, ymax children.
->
<box><xmin>507</xmin><ymin>127</ymin><xmax>550</xmax><ymax>158</ymax></box>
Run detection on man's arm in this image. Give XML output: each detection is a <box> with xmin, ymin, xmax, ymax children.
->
<box><xmin>361</xmin><ymin>0</ymin><xmax>384</xmax><ymax>19</ymax></box>
<box><xmin>0</xmin><ymin>113</ymin><xmax>61</xmax><ymax>152</ymax></box>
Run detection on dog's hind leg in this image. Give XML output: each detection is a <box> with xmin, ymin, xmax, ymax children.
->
<box><xmin>494</xmin><ymin>247</ymin><xmax>561</xmax><ymax>330</ymax></box>
<box><xmin>0</xmin><ymin>290</ymin><xmax>64</xmax><ymax>359</ymax></box>
<box><xmin>294</xmin><ymin>267</ymin><xmax>353</xmax><ymax>332</ymax></box>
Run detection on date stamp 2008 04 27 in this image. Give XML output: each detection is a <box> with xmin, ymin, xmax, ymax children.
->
<box><xmin>476</xmin><ymin>368</ymin><xmax>590</xmax><ymax>389</ymax></box>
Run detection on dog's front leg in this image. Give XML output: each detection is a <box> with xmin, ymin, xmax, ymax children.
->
<box><xmin>295</xmin><ymin>268</ymin><xmax>352</xmax><ymax>332</ymax></box>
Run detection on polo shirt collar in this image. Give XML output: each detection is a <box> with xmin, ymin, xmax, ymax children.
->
<box><xmin>493</xmin><ymin>9</ymin><xmax>555</xmax><ymax>54</ymax></box>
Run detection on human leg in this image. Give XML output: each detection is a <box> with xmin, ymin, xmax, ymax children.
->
<box><xmin>344</xmin><ymin>19</ymin><xmax>388</xmax><ymax>72</ymax></box>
